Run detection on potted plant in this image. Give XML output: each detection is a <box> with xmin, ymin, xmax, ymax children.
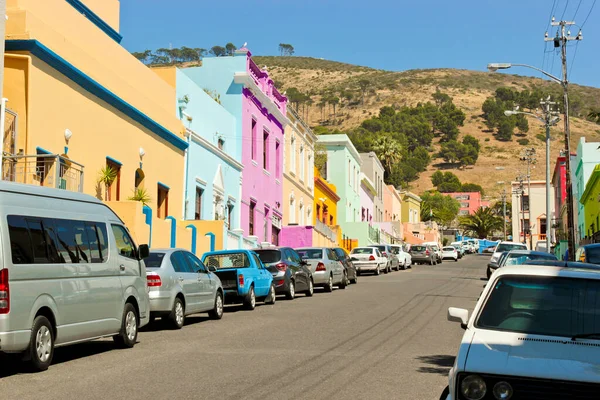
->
<box><xmin>128</xmin><ymin>187</ymin><xmax>151</xmax><ymax>206</ymax></box>
<box><xmin>97</xmin><ymin>165</ymin><xmax>117</xmax><ymax>201</ymax></box>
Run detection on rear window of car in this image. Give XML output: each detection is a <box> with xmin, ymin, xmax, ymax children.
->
<box><xmin>497</xmin><ymin>243</ymin><xmax>528</xmax><ymax>252</ymax></box>
<box><xmin>297</xmin><ymin>249</ymin><xmax>323</xmax><ymax>259</ymax></box>
<box><xmin>352</xmin><ymin>248</ymin><xmax>374</xmax><ymax>254</ymax></box>
<box><xmin>371</xmin><ymin>245</ymin><xmax>386</xmax><ymax>251</ymax></box>
<box><xmin>254</xmin><ymin>250</ymin><xmax>281</xmax><ymax>264</ymax></box>
<box><xmin>586</xmin><ymin>247</ymin><xmax>600</xmax><ymax>264</ymax></box>
<box><xmin>203</xmin><ymin>253</ymin><xmax>250</xmax><ymax>269</ymax></box>
<box><xmin>443</xmin><ymin>247</ymin><xmax>455</xmax><ymax>251</ymax></box>
<box><xmin>504</xmin><ymin>253</ymin><xmax>557</xmax><ymax>266</ymax></box>
<box><xmin>411</xmin><ymin>246</ymin><xmax>426</xmax><ymax>252</ymax></box>
<box><xmin>145</xmin><ymin>252</ymin><xmax>165</xmax><ymax>269</ymax></box>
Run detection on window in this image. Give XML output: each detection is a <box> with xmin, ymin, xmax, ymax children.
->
<box><xmin>316</xmin><ymin>204</ymin><xmax>321</xmax><ymax>222</ymax></box>
<box><xmin>263</xmin><ymin>130</ymin><xmax>269</xmax><ymax>170</ymax></box>
<box><xmin>158</xmin><ymin>184</ymin><xmax>169</xmax><ymax>219</ymax></box>
<box><xmin>144</xmin><ymin>252</ymin><xmax>165</xmax><ymax>269</ymax></box>
<box><xmin>249</xmin><ymin>201</ymin><xmax>256</xmax><ymax>235</ymax></box>
<box><xmin>275</xmin><ymin>140</ymin><xmax>281</xmax><ymax>178</ymax></box>
<box><xmin>218</xmin><ymin>138</ymin><xmax>225</xmax><ymax>150</ymax></box>
<box><xmin>299</xmin><ymin>203</ymin><xmax>304</xmax><ymax>225</ymax></box>
<box><xmin>289</xmin><ymin>196</ymin><xmax>296</xmax><ymax>224</ymax></box>
<box><xmin>85</xmin><ymin>222</ymin><xmax>108</xmax><ymax>263</ymax></box>
<box><xmin>228</xmin><ymin>202</ymin><xmax>234</xmax><ymax>228</ymax></box>
<box><xmin>170</xmin><ymin>251</ymin><xmax>192</xmax><ymax>273</ymax></box>
<box><xmin>111</xmin><ymin>225</ymin><xmax>137</xmax><ymax>259</ymax></box>
<box><xmin>522</xmin><ymin>195</ymin><xmax>530</xmax><ymax>212</ymax></box>
<box><xmin>106</xmin><ymin>159</ymin><xmax>121</xmax><ymax>201</ymax></box>
<box><xmin>272</xmin><ymin>226</ymin><xmax>280</xmax><ymax>246</ymax></box>
<box><xmin>264</xmin><ymin>207</ymin><xmax>269</xmax><ymax>241</ymax></box>
<box><xmin>521</xmin><ymin>219</ymin><xmax>531</xmax><ymax>233</ymax></box>
<box><xmin>540</xmin><ymin>218</ymin><xmax>547</xmax><ymax>235</ymax></box>
<box><xmin>134</xmin><ymin>168</ymin><xmax>145</xmax><ymax>190</ymax></box>
<box><xmin>330</xmin><ymin>215</ymin><xmax>334</xmax><ymax>225</ymax></box>
<box><xmin>55</xmin><ymin>219</ymin><xmax>91</xmax><ymax>263</ymax></box>
<box><xmin>299</xmin><ymin>145</ymin><xmax>305</xmax><ymax>181</ymax></box>
<box><xmin>195</xmin><ymin>187</ymin><xmax>203</xmax><ymax>220</ymax></box>
<box><xmin>290</xmin><ymin>136</ymin><xmax>296</xmax><ymax>174</ymax></box>
<box><xmin>307</xmin><ymin>153</ymin><xmax>313</xmax><ymax>188</ymax></box>
<box><xmin>184</xmin><ymin>252</ymin><xmax>206</xmax><ymax>273</ymax></box>
<box><xmin>251</xmin><ymin>119</ymin><xmax>257</xmax><ymax>161</ymax></box>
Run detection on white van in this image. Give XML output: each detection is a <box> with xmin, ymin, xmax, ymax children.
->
<box><xmin>0</xmin><ymin>181</ymin><xmax>150</xmax><ymax>371</ymax></box>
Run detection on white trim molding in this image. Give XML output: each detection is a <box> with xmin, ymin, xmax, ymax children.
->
<box><xmin>186</xmin><ymin>128</ymin><xmax>244</xmax><ymax>171</ymax></box>
<box><xmin>234</xmin><ymin>72</ymin><xmax>289</xmax><ymax>127</ymax></box>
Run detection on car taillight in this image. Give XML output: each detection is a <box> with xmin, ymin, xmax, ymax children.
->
<box><xmin>382</xmin><ymin>251</ymin><xmax>387</xmax><ymax>257</ymax></box>
<box><xmin>238</xmin><ymin>274</ymin><xmax>244</xmax><ymax>287</ymax></box>
<box><xmin>146</xmin><ymin>274</ymin><xmax>162</xmax><ymax>287</ymax></box>
<box><xmin>425</xmin><ymin>250</ymin><xmax>430</xmax><ymax>255</ymax></box>
<box><xmin>316</xmin><ymin>262</ymin><xmax>326</xmax><ymax>271</ymax></box>
<box><xmin>275</xmin><ymin>263</ymin><xmax>287</xmax><ymax>272</ymax></box>
<box><xmin>369</xmin><ymin>255</ymin><xmax>375</xmax><ymax>261</ymax></box>
<box><xmin>0</xmin><ymin>269</ymin><xmax>9</xmax><ymax>314</ymax></box>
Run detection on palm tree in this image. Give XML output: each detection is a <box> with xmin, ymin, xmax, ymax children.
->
<box><xmin>460</xmin><ymin>207</ymin><xmax>503</xmax><ymax>239</ymax></box>
<box><xmin>97</xmin><ymin>165</ymin><xmax>117</xmax><ymax>201</ymax></box>
<box><xmin>373</xmin><ymin>135</ymin><xmax>402</xmax><ymax>176</ymax></box>
<box><xmin>128</xmin><ymin>188</ymin><xmax>151</xmax><ymax>206</ymax></box>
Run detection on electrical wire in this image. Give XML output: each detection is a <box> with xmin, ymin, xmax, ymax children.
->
<box><xmin>572</xmin><ymin>0</ymin><xmax>583</xmax><ymax>19</ymax></box>
<box><xmin>542</xmin><ymin>0</ymin><xmax>558</xmax><ymax>79</ymax></box>
<box><xmin>560</xmin><ymin>0</ymin><xmax>570</xmax><ymax>20</ymax></box>
<box><xmin>580</xmin><ymin>0</ymin><xmax>597</xmax><ymax>27</ymax></box>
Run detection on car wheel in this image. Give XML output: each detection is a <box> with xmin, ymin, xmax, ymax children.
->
<box><xmin>339</xmin><ymin>273</ymin><xmax>347</xmax><ymax>290</ymax></box>
<box><xmin>209</xmin><ymin>291</ymin><xmax>224</xmax><ymax>320</ymax></box>
<box><xmin>285</xmin><ymin>280</ymin><xmax>295</xmax><ymax>300</ymax></box>
<box><xmin>455</xmin><ymin>257</ymin><xmax>458</xmax><ymax>262</ymax></box>
<box><xmin>375</xmin><ymin>265</ymin><xmax>380</xmax><ymax>275</ymax></box>
<box><xmin>486</xmin><ymin>267</ymin><xmax>492</xmax><ymax>279</ymax></box>
<box><xmin>350</xmin><ymin>274</ymin><xmax>358</xmax><ymax>284</ymax></box>
<box><xmin>265</xmin><ymin>283</ymin><xmax>276</xmax><ymax>305</ymax></box>
<box><xmin>27</xmin><ymin>315</ymin><xmax>54</xmax><ymax>371</ymax></box>
<box><xmin>113</xmin><ymin>303</ymin><xmax>138</xmax><ymax>348</ymax></box>
<box><xmin>305</xmin><ymin>278</ymin><xmax>314</xmax><ymax>297</ymax></box>
<box><xmin>244</xmin><ymin>286</ymin><xmax>256</xmax><ymax>310</ymax></box>
<box><xmin>325</xmin><ymin>275</ymin><xmax>334</xmax><ymax>292</ymax></box>
<box><xmin>169</xmin><ymin>297</ymin><xmax>185</xmax><ymax>329</ymax></box>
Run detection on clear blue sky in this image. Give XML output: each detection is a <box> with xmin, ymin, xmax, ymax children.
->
<box><xmin>120</xmin><ymin>0</ymin><xmax>599</xmax><ymax>88</ymax></box>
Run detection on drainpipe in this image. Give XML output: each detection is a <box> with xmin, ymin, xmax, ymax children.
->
<box><xmin>182</xmin><ymin>131</ymin><xmax>191</xmax><ymax>220</ymax></box>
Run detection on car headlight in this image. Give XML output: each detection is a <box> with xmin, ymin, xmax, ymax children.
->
<box><xmin>461</xmin><ymin>375</ymin><xmax>487</xmax><ymax>400</ymax></box>
<box><xmin>490</xmin><ymin>255</ymin><xmax>498</xmax><ymax>263</ymax></box>
<box><xmin>493</xmin><ymin>381</ymin><xmax>513</xmax><ymax>399</ymax></box>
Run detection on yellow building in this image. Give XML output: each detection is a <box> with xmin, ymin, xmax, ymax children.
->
<box><xmin>2</xmin><ymin>0</ymin><xmax>210</xmax><ymax>253</ymax></box>
<box><xmin>400</xmin><ymin>191</ymin><xmax>422</xmax><ymax>223</ymax></box>
<box><xmin>581</xmin><ymin>164</ymin><xmax>600</xmax><ymax>239</ymax></box>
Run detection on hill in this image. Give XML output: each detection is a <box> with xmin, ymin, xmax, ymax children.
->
<box><xmin>253</xmin><ymin>56</ymin><xmax>600</xmax><ymax>200</ymax></box>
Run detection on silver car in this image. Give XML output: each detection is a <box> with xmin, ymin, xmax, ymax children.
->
<box><xmin>145</xmin><ymin>249</ymin><xmax>224</xmax><ymax>328</ymax></box>
<box><xmin>296</xmin><ymin>247</ymin><xmax>346</xmax><ymax>292</ymax></box>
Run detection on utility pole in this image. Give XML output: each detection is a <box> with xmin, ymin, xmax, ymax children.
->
<box><xmin>545</xmin><ymin>18</ymin><xmax>582</xmax><ymax>261</ymax></box>
<box><xmin>540</xmin><ymin>98</ymin><xmax>560</xmax><ymax>253</ymax></box>
<box><xmin>520</xmin><ymin>149</ymin><xmax>536</xmax><ymax>248</ymax></box>
<box><xmin>501</xmin><ymin>188</ymin><xmax>507</xmax><ymax>241</ymax></box>
<box><xmin>515</xmin><ymin>175</ymin><xmax>526</xmax><ymax>245</ymax></box>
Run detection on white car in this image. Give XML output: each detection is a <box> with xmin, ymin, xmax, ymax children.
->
<box><xmin>441</xmin><ymin>246</ymin><xmax>459</xmax><ymax>262</ymax></box>
<box><xmin>350</xmin><ymin>247</ymin><xmax>387</xmax><ymax>275</ymax></box>
<box><xmin>390</xmin><ymin>244</ymin><xmax>411</xmax><ymax>269</ymax></box>
<box><xmin>487</xmin><ymin>241</ymin><xmax>528</xmax><ymax>278</ymax></box>
<box><xmin>442</xmin><ymin>264</ymin><xmax>600</xmax><ymax>399</ymax></box>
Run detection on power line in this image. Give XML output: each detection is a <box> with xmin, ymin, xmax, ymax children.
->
<box><xmin>572</xmin><ymin>0</ymin><xmax>583</xmax><ymax>19</ymax></box>
<box><xmin>560</xmin><ymin>0</ymin><xmax>570</xmax><ymax>20</ymax></box>
<box><xmin>580</xmin><ymin>0</ymin><xmax>597</xmax><ymax>27</ymax></box>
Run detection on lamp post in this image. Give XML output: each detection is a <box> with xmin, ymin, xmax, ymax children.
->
<box><xmin>489</xmin><ymin>61</ymin><xmax>575</xmax><ymax>259</ymax></box>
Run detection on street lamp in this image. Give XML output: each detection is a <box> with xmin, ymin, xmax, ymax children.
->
<box><xmin>488</xmin><ymin>61</ymin><xmax>575</xmax><ymax>259</ymax></box>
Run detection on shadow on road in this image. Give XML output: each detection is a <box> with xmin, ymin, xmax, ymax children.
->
<box><xmin>416</xmin><ymin>354</ymin><xmax>455</xmax><ymax>375</ymax></box>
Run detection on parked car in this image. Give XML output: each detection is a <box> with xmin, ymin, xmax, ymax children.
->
<box><xmin>442</xmin><ymin>246</ymin><xmax>459</xmax><ymax>262</ymax></box>
<box><xmin>254</xmin><ymin>247</ymin><xmax>313</xmax><ymax>299</ymax></box>
<box><xmin>576</xmin><ymin>243</ymin><xmax>600</xmax><ymax>265</ymax></box>
<box><xmin>497</xmin><ymin>250</ymin><xmax>558</xmax><ymax>270</ymax></box>
<box><xmin>483</xmin><ymin>245</ymin><xmax>496</xmax><ymax>254</ymax></box>
<box><xmin>443</xmin><ymin>264</ymin><xmax>600</xmax><ymax>399</ymax></box>
<box><xmin>0</xmin><ymin>182</ymin><xmax>150</xmax><ymax>371</ymax></box>
<box><xmin>368</xmin><ymin>244</ymin><xmax>399</xmax><ymax>272</ymax></box>
<box><xmin>332</xmin><ymin>247</ymin><xmax>359</xmax><ymax>284</ymax></box>
<box><xmin>409</xmin><ymin>244</ymin><xmax>437</xmax><ymax>265</ymax></box>
<box><xmin>296</xmin><ymin>247</ymin><xmax>346</xmax><ymax>291</ymax></box>
<box><xmin>390</xmin><ymin>244</ymin><xmax>410</xmax><ymax>269</ymax></box>
<box><xmin>450</xmin><ymin>242</ymin><xmax>465</xmax><ymax>258</ymax></box>
<box><xmin>145</xmin><ymin>249</ymin><xmax>224</xmax><ymax>328</ymax></box>
<box><xmin>487</xmin><ymin>241</ymin><xmax>528</xmax><ymax>278</ymax></box>
<box><xmin>201</xmin><ymin>250</ymin><xmax>275</xmax><ymax>310</ymax></box>
<box><xmin>424</xmin><ymin>242</ymin><xmax>443</xmax><ymax>264</ymax></box>
<box><xmin>349</xmin><ymin>247</ymin><xmax>386</xmax><ymax>275</ymax></box>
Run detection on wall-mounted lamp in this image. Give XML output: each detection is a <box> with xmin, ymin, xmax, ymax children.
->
<box><xmin>64</xmin><ymin>128</ymin><xmax>73</xmax><ymax>154</ymax></box>
<box><xmin>139</xmin><ymin>147</ymin><xmax>145</xmax><ymax>169</ymax></box>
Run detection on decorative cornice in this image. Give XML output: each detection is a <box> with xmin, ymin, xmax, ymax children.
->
<box><xmin>186</xmin><ymin>128</ymin><xmax>243</xmax><ymax>171</ymax></box>
<box><xmin>315</xmin><ymin>177</ymin><xmax>340</xmax><ymax>203</ymax></box>
<box><xmin>234</xmin><ymin>72</ymin><xmax>289</xmax><ymax>127</ymax></box>
<box><xmin>65</xmin><ymin>0</ymin><xmax>122</xmax><ymax>43</ymax></box>
<box><xmin>287</xmin><ymin>106</ymin><xmax>318</xmax><ymax>143</ymax></box>
<box><xmin>5</xmin><ymin>40</ymin><xmax>188</xmax><ymax>151</ymax></box>
<box><xmin>317</xmin><ymin>135</ymin><xmax>362</xmax><ymax>165</ymax></box>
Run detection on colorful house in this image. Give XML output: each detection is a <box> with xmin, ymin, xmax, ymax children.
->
<box><xmin>359</xmin><ymin>173</ymin><xmax>376</xmax><ymax>224</ymax></box>
<box><xmin>551</xmin><ymin>155</ymin><xmax>568</xmax><ymax>257</ymax></box>
<box><xmin>447</xmin><ymin>192</ymin><xmax>490</xmax><ymax>216</ymax></box>
<box><xmin>511</xmin><ymin>180</ymin><xmax>554</xmax><ymax>249</ymax></box>
<box><xmin>580</xmin><ymin>165</ymin><xmax>600</xmax><ymax>240</ymax></box>
<box><xmin>380</xmin><ymin>185</ymin><xmax>404</xmax><ymax>244</ymax></box>
<box><xmin>359</xmin><ymin>152</ymin><xmax>385</xmax><ymax>222</ymax></box>
<box><xmin>572</xmin><ymin>137</ymin><xmax>600</xmax><ymax>242</ymax></box>
<box><xmin>400</xmin><ymin>191</ymin><xmax>422</xmax><ymax>223</ymax></box>
<box><xmin>183</xmin><ymin>47</ymin><xmax>288</xmax><ymax>245</ymax></box>
<box><xmin>2</xmin><ymin>0</ymin><xmax>208</xmax><ymax>253</ymax></box>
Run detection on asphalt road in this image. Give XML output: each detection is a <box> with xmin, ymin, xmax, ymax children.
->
<box><xmin>0</xmin><ymin>254</ymin><xmax>488</xmax><ymax>400</ymax></box>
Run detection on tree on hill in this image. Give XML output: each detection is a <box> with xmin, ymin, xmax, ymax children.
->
<box><xmin>210</xmin><ymin>46</ymin><xmax>227</xmax><ymax>57</ymax></box>
<box><xmin>132</xmin><ymin>50</ymin><xmax>153</xmax><ymax>64</ymax></box>
<box><xmin>460</xmin><ymin>207</ymin><xmax>503</xmax><ymax>239</ymax></box>
<box><xmin>461</xmin><ymin>183</ymin><xmax>485</xmax><ymax>195</ymax></box>
<box><xmin>225</xmin><ymin>43</ymin><xmax>237</xmax><ymax>56</ymax></box>
<box><xmin>431</xmin><ymin>171</ymin><xmax>462</xmax><ymax>192</ymax></box>
<box><xmin>373</xmin><ymin>135</ymin><xmax>402</xmax><ymax>176</ymax></box>
<box><xmin>439</xmin><ymin>136</ymin><xmax>479</xmax><ymax>167</ymax></box>
<box><xmin>278</xmin><ymin>43</ymin><xmax>295</xmax><ymax>56</ymax></box>
<box><xmin>357</xmin><ymin>79</ymin><xmax>371</xmax><ymax>105</ymax></box>
<box><xmin>482</xmin><ymin>88</ymin><xmax>533</xmax><ymax>141</ymax></box>
<box><xmin>432</xmin><ymin>89</ymin><xmax>452</xmax><ymax>107</ymax></box>
<box><xmin>420</xmin><ymin>191</ymin><xmax>460</xmax><ymax>228</ymax></box>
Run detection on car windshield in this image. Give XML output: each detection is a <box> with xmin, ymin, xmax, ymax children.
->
<box><xmin>411</xmin><ymin>246</ymin><xmax>426</xmax><ymax>252</ymax></box>
<box><xmin>254</xmin><ymin>250</ymin><xmax>281</xmax><ymax>264</ymax></box>
<box><xmin>389</xmin><ymin>246</ymin><xmax>400</xmax><ymax>254</ymax></box>
<box><xmin>586</xmin><ymin>247</ymin><xmax>600</xmax><ymax>264</ymax></box>
<box><xmin>496</xmin><ymin>243</ymin><xmax>527</xmax><ymax>252</ymax></box>
<box><xmin>203</xmin><ymin>253</ymin><xmax>250</xmax><ymax>269</ymax></box>
<box><xmin>477</xmin><ymin>276</ymin><xmax>600</xmax><ymax>338</ymax></box>
<box><xmin>145</xmin><ymin>252</ymin><xmax>165</xmax><ymax>269</ymax></box>
<box><xmin>503</xmin><ymin>253</ymin><xmax>557</xmax><ymax>267</ymax></box>
<box><xmin>297</xmin><ymin>249</ymin><xmax>323</xmax><ymax>259</ymax></box>
<box><xmin>352</xmin><ymin>248</ymin><xmax>373</xmax><ymax>254</ymax></box>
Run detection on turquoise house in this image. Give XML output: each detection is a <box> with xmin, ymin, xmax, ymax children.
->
<box><xmin>572</xmin><ymin>137</ymin><xmax>600</xmax><ymax>242</ymax></box>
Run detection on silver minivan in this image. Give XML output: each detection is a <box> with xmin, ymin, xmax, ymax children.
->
<box><xmin>0</xmin><ymin>181</ymin><xmax>150</xmax><ymax>371</ymax></box>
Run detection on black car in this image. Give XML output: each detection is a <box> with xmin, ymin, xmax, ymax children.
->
<box><xmin>332</xmin><ymin>247</ymin><xmax>358</xmax><ymax>284</ymax></box>
<box><xmin>254</xmin><ymin>247</ymin><xmax>313</xmax><ymax>300</ymax></box>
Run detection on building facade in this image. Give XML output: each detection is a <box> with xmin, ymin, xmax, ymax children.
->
<box><xmin>359</xmin><ymin>173</ymin><xmax>376</xmax><ymax>224</ymax></box>
<box><xmin>400</xmin><ymin>191</ymin><xmax>422</xmax><ymax>223</ymax></box>
<box><xmin>511</xmin><ymin>180</ymin><xmax>554</xmax><ymax>250</ymax></box>
<box><xmin>447</xmin><ymin>192</ymin><xmax>489</xmax><ymax>216</ymax></box>
<box><xmin>359</xmin><ymin>152</ymin><xmax>385</xmax><ymax>222</ymax></box>
<box><xmin>384</xmin><ymin>184</ymin><xmax>402</xmax><ymax>223</ymax></box>
<box><xmin>580</xmin><ymin>165</ymin><xmax>600</xmax><ymax>240</ymax></box>
<box><xmin>183</xmin><ymin>47</ymin><xmax>288</xmax><ymax>245</ymax></box>
<box><xmin>572</xmin><ymin>138</ymin><xmax>600</xmax><ymax>242</ymax></box>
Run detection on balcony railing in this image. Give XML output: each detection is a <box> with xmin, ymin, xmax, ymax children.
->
<box><xmin>315</xmin><ymin>220</ymin><xmax>337</xmax><ymax>242</ymax></box>
<box><xmin>2</xmin><ymin>153</ymin><xmax>84</xmax><ymax>192</ymax></box>
<box><xmin>368</xmin><ymin>224</ymin><xmax>380</xmax><ymax>243</ymax></box>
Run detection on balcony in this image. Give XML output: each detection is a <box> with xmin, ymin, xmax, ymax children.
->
<box><xmin>315</xmin><ymin>220</ymin><xmax>337</xmax><ymax>243</ymax></box>
<box><xmin>368</xmin><ymin>224</ymin><xmax>380</xmax><ymax>243</ymax></box>
<box><xmin>2</xmin><ymin>153</ymin><xmax>84</xmax><ymax>192</ymax></box>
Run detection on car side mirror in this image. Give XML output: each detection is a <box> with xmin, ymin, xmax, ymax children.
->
<box><xmin>207</xmin><ymin>265</ymin><xmax>217</xmax><ymax>273</ymax></box>
<box><xmin>138</xmin><ymin>244</ymin><xmax>150</xmax><ymax>260</ymax></box>
<box><xmin>448</xmin><ymin>307</ymin><xmax>469</xmax><ymax>329</ymax></box>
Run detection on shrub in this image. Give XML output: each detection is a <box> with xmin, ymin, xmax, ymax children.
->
<box><xmin>535</xmin><ymin>133</ymin><xmax>546</xmax><ymax>142</ymax></box>
<box><xmin>484</xmin><ymin>138</ymin><xmax>490</xmax><ymax>142</ymax></box>
<box><xmin>517</xmin><ymin>138</ymin><xmax>530</xmax><ymax>145</ymax></box>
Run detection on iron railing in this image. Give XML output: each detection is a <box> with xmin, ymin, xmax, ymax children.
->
<box><xmin>315</xmin><ymin>219</ymin><xmax>337</xmax><ymax>242</ymax></box>
<box><xmin>368</xmin><ymin>224</ymin><xmax>380</xmax><ymax>243</ymax></box>
<box><xmin>2</xmin><ymin>153</ymin><xmax>84</xmax><ymax>192</ymax></box>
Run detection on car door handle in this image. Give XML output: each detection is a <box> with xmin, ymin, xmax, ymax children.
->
<box><xmin>119</xmin><ymin>264</ymin><xmax>125</xmax><ymax>271</ymax></box>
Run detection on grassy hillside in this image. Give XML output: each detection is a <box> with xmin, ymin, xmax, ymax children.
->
<box><xmin>253</xmin><ymin>56</ymin><xmax>600</xmax><ymax>199</ymax></box>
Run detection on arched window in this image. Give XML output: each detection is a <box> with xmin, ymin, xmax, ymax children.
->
<box><xmin>299</xmin><ymin>145</ymin><xmax>305</xmax><ymax>182</ymax></box>
<box><xmin>290</xmin><ymin>136</ymin><xmax>296</xmax><ymax>174</ymax></box>
<box><xmin>134</xmin><ymin>168</ymin><xmax>145</xmax><ymax>190</ymax></box>
<box><xmin>299</xmin><ymin>200</ymin><xmax>304</xmax><ymax>225</ymax></box>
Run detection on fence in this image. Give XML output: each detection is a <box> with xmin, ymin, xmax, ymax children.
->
<box><xmin>2</xmin><ymin>153</ymin><xmax>84</xmax><ymax>192</ymax></box>
<box><xmin>226</xmin><ymin>228</ymin><xmax>259</xmax><ymax>250</ymax></box>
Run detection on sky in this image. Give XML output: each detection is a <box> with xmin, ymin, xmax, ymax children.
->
<box><xmin>120</xmin><ymin>0</ymin><xmax>600</xmax><ymax>88</ymax></box>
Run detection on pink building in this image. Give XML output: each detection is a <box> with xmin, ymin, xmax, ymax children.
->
<box><xmin>448</xmin><ymin>192</ymin><xmax>489</xmax><ymax>216</ymax></box>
